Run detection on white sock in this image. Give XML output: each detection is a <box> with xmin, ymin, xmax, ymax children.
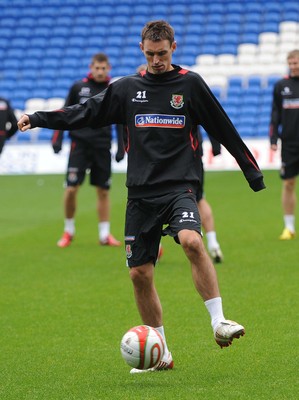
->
<box><xmin>155</xmin><ymin>326</ymin><xmax>170</xmax><ymax>358</ymax></box>
<box><xmin>284</xmin><ymin>215</ymin><xmax>295</xmax><ymax>232</ymax></box>
<box><xmin>99</xmin><ymin>221</ymin><xmax>110</xmax><ymax>241</ymax></box>
<box><xmin>206</xmin><ymin>231</ymin><xmax>220</xmax><ymax>251</ymax></box>
<box><xmin>204</xmin><ymin>297</ymin><xmax>225</xmax><ymax>333</ymax></box>
<box><xmin>64</xmin><ymin>218</ymin><xmax>75</xmax><ymax>235</ymax></box>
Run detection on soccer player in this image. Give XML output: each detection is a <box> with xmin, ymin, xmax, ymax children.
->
<box><xmin>136</xmin><ymin>64</ymin><xmax>223</xmax><ymax>263</ymax></box>
<box><xmin>18</xmin><ymin>20</ymin><xmax>265</xmax><ymax>373</ymax></box>
<box><xmin>51</xmin><ymin>53</ymin><xmax>124</xmax><ymax>248</ymax></box>
<box><xmin>269</xmin><ymin>49</ymin><xmax>299</xmax><ymax>240</ymax></box>
<box><xmin>0</xmin><ymin>96</ymin><xmax>18</xmax><ymax>156</ymax></box>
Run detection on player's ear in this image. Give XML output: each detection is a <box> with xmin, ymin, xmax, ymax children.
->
<box><xmin>139</xmin><ymin>42</ymin><xmax>144</xmax><ymax>52</ymax></box>
<box><xmin>171</xmin><ymin>41</ymin><xmax>177</xmax><ymax>53</ymax></box>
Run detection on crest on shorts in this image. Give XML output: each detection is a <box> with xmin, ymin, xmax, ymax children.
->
<box><xmin>126</xmin><ymin>244</ymin><xmax>132</xmax><ymax>258</ymax></box>
<box><xmin>170</xmin><ymin>94</ymin><xmax>184</xmax><ymax>109</ymax></box>
<box><xmin>68</xmin><ymin>172</ymin><xmax>77</xmax><ymax>183</ymax></box>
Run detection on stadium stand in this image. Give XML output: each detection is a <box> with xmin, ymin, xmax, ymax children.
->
<box><xmin>0</xmin><ymin>0</ymin><xmax>298</xmax><ymax>141</ymax></box>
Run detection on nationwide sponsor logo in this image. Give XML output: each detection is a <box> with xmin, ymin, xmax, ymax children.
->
<box><xmin>170</xmin><ymin>94</ymin><xmax>184</xmax><ymax>109</ymax></box>
<box><xmin>283</xmin><ymin>98</ymin><xmax>299</xmax><ymax>109</ymax></box>
<box><xmin>135</xmin><ymin>114</ymin><xmax>185</xmax><ymax>128</ymax></box>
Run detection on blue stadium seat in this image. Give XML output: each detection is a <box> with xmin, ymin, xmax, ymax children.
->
<box><xmin>17</xmin><ymin>132</ymin><xmax>31</xmax><ymax>142</ymax></box>
<box><xmin>94</xmin><ymin>5</ymin><xmax>114</xmax><ymax>16</ymax></box>
<box><xmin>228</xmin><ymin>75</ymin><xmax>243</xmax><ymax>87</ymax></box>
<box><xmin>238</xmin><ymin>125</ymin><xmax>256</xmax><ymax>137</ymax></box>
<box><xmin>31</xmin><ymin>89</ymin><xmax>51</xmax><ymax>99</ymax></box>
<box><xmin>267</xmin><ymin>75</ymin><xmax>281</xmax><ymax>88</ymax></box>
<box><xmin>222</xmin><ymin>104</ymin><xmax>238</xmax><ymax>119</ymax></box>
<box><xmin>0</xmin><ymin>38</ymin><xmax>9</xmax><ymax>49</ymax></box>
<box><xmin>22</xmin><ymin>59</ymin><xmax>41</xmax><ymax>69</ymax></box>
<box><xmin>37</xmin><ymin>129</ymin><xmax>52</xmax><ymax>141</ymax></box>
<box><xmin>133</xmin><ymin>5</ymin><xmax>151</xmax><ymax>15</ymax></box>
<box><xmin>260</xmin><ymin>21</ymin><xmax>279</xmax><ymax>33</ymax></box>
<box><xmin>36</xmin><ymin>17</ymin><xmax>54</xmax><ymax>27</ymax></box>
<box><xmin>264</xmin><ymin>1</ymin><xmax>284</xmax><ymax>13</ymax></box>
<box><xmin>51</xmin><ymin>88</ymin><xmax>68</xmax><ymax>98</ymax></box>
<box><xmin>265</xmin><ymin>11</ymin><xmax>282</xmax><ymax>23</ymax></box>
<box><xmin>282</xmin><ymin>10</ymin><xmax>299</xmax><ymax>21</ymax></box>
<box><xmin>30</xmin><ymin>37</ymin><xmax>49</xmax><ymax>48</ymax></box>
<box><xmin>0</xmin><ymin>80</ymin><xmax>16</xmax><ymax>91</ymax></box>
<box><xmin>204</xmin><ymin>33</ymin><xmax>221</xmax><ymax>48</ymax></box>
<box><xmin>0</xmin><ymin>18</ymin><xmax>16</xmax><ymax>28</ymax></box>
<box><xmin>10</xmin><ymin>38</ymin><xmax>28</xmax><ymax>48</ymax></box>
<box><xmin>39</xmin><ymin>6</ymin><xmax>57</xmax><ymax>17</ymax></box>
<box><xmin>247</xmin><ymin>76</ymin><xmax>264</xmax><ymax>88</ymax></box>
<box><xmin>245</xmin><ymin>13</ymin><xmax>262</xmax><ymax>25</ymax></box>
<box><xmin>87</xmin><ymin>36</ymin><xmax>105</xmax><ymax>47</ymax></box>
<box><xmin>239</xmin><ymin>33</ymin><xmax>259</xmax><ymax>44</ymax></box>
<box><xmin>208</xmin><ymin>3</ymin><xmax>225</xmax><ymax>14</ymax></box>
<box><xmin>71</xmin><ymin>26</ymin><xmax>90</xmax><ymax>37</ymax></box>
<box><xmin>59</xmin><ymin>6</ymin><xmax>75</xmax><ymax>17</ymax></box>
<box><xmin>199</xmin><ymin>44</ymin><xmax>218</xmax><ymax>55</ymax></box>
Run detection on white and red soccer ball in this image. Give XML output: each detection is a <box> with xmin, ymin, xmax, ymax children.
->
<box><xmin>120</xmin><ymin>325</ymin><xmax>165</xmax><ymax>369</ymax></box>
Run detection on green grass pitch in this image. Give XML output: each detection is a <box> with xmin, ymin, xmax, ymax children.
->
<box><xmin>0</xmin><ymin>171</ymin><xmax>297</xmax><ymax>400</ymax></box>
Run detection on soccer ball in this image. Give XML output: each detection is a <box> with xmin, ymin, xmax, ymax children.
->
<box><xmin>120</xmin><ymin>325</ymin><xmax>165</xmax><ymax>369</ymax></box>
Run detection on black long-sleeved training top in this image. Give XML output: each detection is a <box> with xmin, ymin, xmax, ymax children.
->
<box><xmin>52</xmin><ymin>74</ymin><xmax>113</xmax><ymax>148</ymax></box>
<box><xmin>29</xmin><ymin>65</ymin><xmax>265</xmax><ymax>198</ymax></box>
<box><xmin>269</xmin><ymin>75</ymin><xmax>299</xmax><ymax>162</ymax></box>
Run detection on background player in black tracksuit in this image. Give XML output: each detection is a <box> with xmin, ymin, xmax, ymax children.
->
<box><xmin>19</xmin><ymin>21</ymin><xmax>265</xmax><ymax>372</ymax></box>
<box><xmin>0</xmin><ymin>96</ymin><xmax>18</xmax><ymax>156</ymax></box>
<box><xmin>51</xmin><ymin>53</ymin><xmax>124</xmax><ymax>248</ymax></box>
<box><xmin>270</xmin><ymin>49</ymin><xmax>299</xmax><ymax>240</ymax></box>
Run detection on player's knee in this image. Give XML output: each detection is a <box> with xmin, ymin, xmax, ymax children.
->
<box><xmin>180</xmin><ymin>231</ymin><xmax>202</xmax><ymax>253</ymax></box>
<box><xmin>129</xmin><ymin>264</ymin><xmax>153</xmax><ymax>287</ymax></box>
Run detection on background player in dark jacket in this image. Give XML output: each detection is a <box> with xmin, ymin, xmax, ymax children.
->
<box><xmin>0</xmin><ymin>96</ymin><xmax>18</xmax><ymax>156</ymax></box>
<box><xmin>269</xmin><ymin>49</ymin><xmax>299</xmax><ymax>240</ymax></box>
<box><xmin>18</xmin><ymin>21</ymin><xmax>265</xmax><ymax>373</ymax></box>
<box><xmin>51</xmin><ymin>53</ymin><xmax>124</xmax><ymax>248</ymax></box>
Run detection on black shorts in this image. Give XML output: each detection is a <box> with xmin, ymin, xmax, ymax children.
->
<box><xmin>280</xmin><ymin>160</ymin><xmax>299</xmax><ymax>180</ymax></box>
<box><xmin>125</xmin><ymin>190</ymin><xmax>202</xmax><ymax>267</ymax></box>
<box><xmin>281</xmin><ymin>144</ymin><xmax>299</xmax><ymax>179</ymax></box>
<box><xmin>66</xmin><ymin>140</ymin><xmax>111</xmax><ymax>188</ymax></box>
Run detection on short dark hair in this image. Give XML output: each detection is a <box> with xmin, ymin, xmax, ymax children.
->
<box><xmin>141</xmin><ymin>20</ymin><xmax>175</xmax><ymax>44</ymax></box>
<box><xmin>91</xmin><ymin>53</ymin><xmax>110</xmax><ymax>64</ymax></box>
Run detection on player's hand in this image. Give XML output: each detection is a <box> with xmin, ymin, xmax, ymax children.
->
<box><xmin>17</xmin><ymin>115</ymin><xmax>31</xmax><ymax>131</ymax></box>
<box><xmin>115</xmin><ymin>151</ymin><xmax>124</xmax><ymax>162</ymax></box>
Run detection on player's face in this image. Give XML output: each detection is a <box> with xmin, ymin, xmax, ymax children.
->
<box><xmin>90</xmin><ymin>61</ymin><xmax>111</xmax><ymax>82</ymax></box>
<box><xmin>140</xmin><ymin>39</ymin><xmax>176</xmax><ymax>74</ymax></box>
<box><xmin>288</xmin><ymin>56</ymin><xmax>299</xmax><ymax>77</ymax></box>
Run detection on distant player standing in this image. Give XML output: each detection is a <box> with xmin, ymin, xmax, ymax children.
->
<box><xmin>0</xmin><ymin>96</ymin><xmax>18</xmax><ymax>156</ymax></box>
<box><xmin>270</xmin><ymin>49</ymin><xmax>299</xmax><ymax>240</ymax></box>
<box><xmin>18</xmin><ymin>21</ymin><xmax>266</xmax><ymax>373</ymax></box>
<box><xmin>51</xmin><ymin>53</ymin><xmax>124</xmax><ymax>248</ymax></box>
